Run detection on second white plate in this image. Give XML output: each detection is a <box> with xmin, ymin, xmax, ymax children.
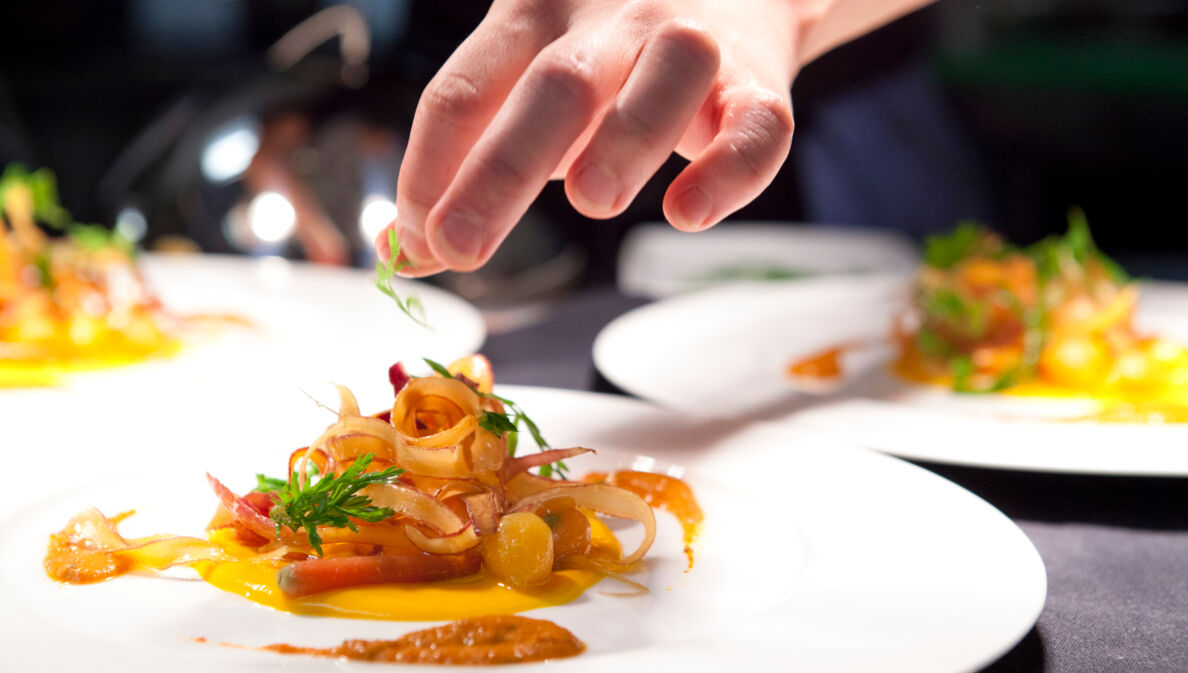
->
<box><xmin>595</xmin><ymin>275</ymin><xmax>1188</xmax><ymax>475</ymax></box>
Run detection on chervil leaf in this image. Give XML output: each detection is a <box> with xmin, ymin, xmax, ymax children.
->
<box><xmin>422</xmin><ymin>358</ymin><xmax>568</xmax><ymax>478</ymax></box>
<box><xmin>1026</xmin><ymin>208</ymin><xmax>1129</xmax><ymax>284</ymax></box>
<box><xmin>254</xmin><ymin>474</ymin><xmax>289</xmax><ymax>494</ymax></box>
<box><xmin>423</xmin><ymin>358</ymin><xmax>453</xmax><ymax>378</ymax></box>
<box><xmin>950</xmin><ymin>356</ymin><xmax>976</xmax><ymax>393</ymax></box>
<box><xmin>924</xmin><ymin>222</ymin><xmax>988</xmax><ymax>269</ymax></box>
<box><xmin>374</xmin><ymin>227</ymin><xmax>429</xmax><ymax>327</ymax></box>
<box><xmin>478</xmin><ymin>410</ymin><xmax>518</xmax><ymax>438</ymax></box>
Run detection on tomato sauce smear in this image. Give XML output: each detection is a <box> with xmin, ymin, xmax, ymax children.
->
<box><xmin>258</xmin><ymin>615</ymin><xmax>585</xmax><ymax>665</ymax></box>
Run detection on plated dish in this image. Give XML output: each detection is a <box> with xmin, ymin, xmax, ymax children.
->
<box><xmin>1</xmin><ymin>386</ymin><xmax>1044</xmax><ymax>672</ymax></box>
<box><xmin>888</xmin><ymin>216</ymin><xmax>1188</xmax><ymax>420</ymax></box>
<box><xmin>42</xmin><ymin>356</ymin><xmax>693</xmax><ymax>664</ymax></box>
<box><xmin>0</xmin><ymin>165</ymin><xmax>180</xmax><ymax>386</ymax></box>
<box><xmin>617</xmin><ymin>221</ymin><xmax>918</xmax><ymax>298</ymax></box>
<box><xmin>1</xmin><ymin>163</ymin><xmax>485</xmax><ymax>393</ymax></box>
<box><xmin>595</xmin><ymin>220</ymin><xmax>1188</xmax><ymax>474</ymax></box>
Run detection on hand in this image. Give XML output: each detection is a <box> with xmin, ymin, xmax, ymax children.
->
<box><xmin>375</xmin><ymin>0</ymin><xmax>931</xmax><ymax>277</ymax></box>
<box><xmin>380</xmin><ymin>0</ymin><xmax>930</xmax><ymax>275</ymax></box>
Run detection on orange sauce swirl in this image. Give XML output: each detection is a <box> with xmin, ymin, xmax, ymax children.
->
<box><xmin>786</xmin><ymin>345</ymin><xmax>846</xmax><ymax>380</ymax></box>
<box><xmin>584</xmin><ymin>470</ymin><xmax>703</xmax><ymax>569</ymax></box>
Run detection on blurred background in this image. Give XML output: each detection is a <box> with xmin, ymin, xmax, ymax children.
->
<box><xmin>1</xmin><ymin>0</ymin><xmax>1186</xmax><ymax>307</ymax></box>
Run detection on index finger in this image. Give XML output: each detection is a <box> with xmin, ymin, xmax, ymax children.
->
<box><xmin>391</xmin><ymin>7</ymin><xmax>561</xmax><ymax>275</ymax></box>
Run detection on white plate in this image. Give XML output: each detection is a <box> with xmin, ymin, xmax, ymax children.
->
<box><xmin>1</xmin><ymin>253</ymin><xmax>484</xmax><ymax>411</ymax></box>
<box><xmin>136</xmin><ymin>253</ymin><xmax>486</xmax><ymax>384</ymax></box>
<box><xmin>617</xmin><ymin>222</ymin><xmax>918</xmax><ymax>299</ymax></box>
<box><xmin>594</xmin><ymin>276</ymin><xmax>1188</xmax><ymax>475</ymax></box>
<box><xmin>0</xmin><ymin>387</ymin><xmax>1044</xmax><ymax>673</ymax></box>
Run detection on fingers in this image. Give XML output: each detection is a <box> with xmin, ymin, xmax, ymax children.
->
<box><xmin>663</xmin><ymin>86</ymin><xmax>794</xmax><ymax>231</ymax></box>
<box><xmin>392</xmin><ymin>11</ymin><xmax>560</xmax><ymax>274</ymax></box>
<box><xmin>563</xmin><ymin>19</ymin><xmax>720</xmax><ymax>219</ymax></box>
<box><xmin>424</xmin><ymin>39</ymin><xmax>632</xmax><ymax>271</ymax></box>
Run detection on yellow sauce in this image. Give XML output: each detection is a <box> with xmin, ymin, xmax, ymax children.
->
<box><xmin>0</xmin><ymin>342</ymin><xmax>181</xmax><ymax>388</ymax></box>
<box><xmin>892</xmin><ymin>352</ymin><xmax>1188</xmax><ymax>423</ymax></box>
<box><xmin>195</xmin><ymin>516</ymin><xmax>620</xmax><ymax>622</ymax></box>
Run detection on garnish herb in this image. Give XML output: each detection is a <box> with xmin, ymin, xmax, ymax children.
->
<box><xmin>1027</xmin><ymin>208</ymin><xmax>1129</xmax><ymax>284</ymax></box>
<box><xmin>921</xmin><ymin>211</ymin><xmax>1119</xmax><ymax>394</ymax></box>
<box><xmin>255</xmin><ymin>462</ymin><xmax>320</xmax><ymax>494</ymax></box>
<box><xmin>264</xmin><ymin>453</ymin><xmax>403</xmax><ymax>556</ymax></box>
<box><xmin>1</xmin><ymin>164</ymin><xmax>132</xmax><ymax>257</ymax></box>
<box><xmin>924</xmin><ymin>221</ymin><xmax>994</xmax><ymax>269</ymax></box>
<box><xmin>423</xmin><ymin>358</ymin><xmax>567</xmax><ymax>478</ymax></box>
<box><xmin>921</xmin><ymin>288</ymin><xmax>986</xmax><ymax>337</ymax></box>
<box><xmin>374</xmin><ymin>227</ymin><xmax>428</xmax><ymax>327</ymax></box>
<box><xmin>69</xmin><ymin>223</ymin><xmax>134</xmax><ymax>255</ymax></box>
<box><xmin>254</xmin><ymin>474</ymin><xmax>289</xmax><ymax>494</ymax></box>
<box><xmin>0</xmin><ymin>164</ymin><xmax>71</xmax><ymax>230</ymax></box>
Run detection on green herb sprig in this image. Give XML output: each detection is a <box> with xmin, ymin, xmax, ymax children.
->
<box><xmin>375</xmin><ymin>227</ymin><xmax>428</xmax><ymax>327</ymax></box>
<box><xmin>0</xmin><ymin>163</ymin><xmax>71</xmax><ymax>230</ymax></box>
<box><xmin>924</xmin><ymin>221</ymin><xmax>1002</xmax><ymax>269</ymax></box>
<box><xmin>1027</xmin><ymin>208</ymin><xmax>1129</xmax><ymax>284</ymax></box>
<box><xmin>261</xmin><ymin>453</ymin><xmax>403</xmax><ymax>556</ymax></box>
<box><xmin>423</xmin><ymin>358</ymin><xmax>567</xmax><ymax>478</ymax></box>
<box><xmin>1</xmin><ymin>164</ymin><xmax>134</xmax><ymax>260</ymax></box>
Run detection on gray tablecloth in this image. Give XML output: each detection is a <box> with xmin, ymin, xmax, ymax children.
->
<box><xmin>484</xmin><ymin>286</ymin><xmax>1188</xmax><ymax>673</ymax></box>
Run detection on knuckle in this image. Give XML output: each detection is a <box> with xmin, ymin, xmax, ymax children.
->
<box><xmin>420</xmin><ymin>71</ymin><xmax>486</xmax><ymax>121</ymax></box>
<box><xmin>473</xmin><ymin>150</ymin><xmax>529</xmax><ymax>192</ymax></box>
<box><xmin>745</xmin><ymin>93</ymin><xmax>795</xmax><ymax>146</ymax></box>
<box><xmin>496</xmin><ymin>0</ymin><xmax>564</xmax><ymax>42</ymax></box>
<box><xmin>731</xmin><ymin>94</ymin><xmax>794</xmax><ymax>180</ymax></box>
<box><xmin>532</xmin><ymin>50</ymin><xmax>600</xmax><ymax>114</ymax></box>
<box><xmin>654</xmin><ymin>19</ymin><xmax>720</xmax><ymax>72</ymax></box>
<box><xmin>616</xmin><ymin>104</ymin><xmax>663</xmax><ymax>147</ymax></box>
<box><xmin>621</xmin><ymin>0</ymin><xmax>669</xmax><ymax>31</ymax></box>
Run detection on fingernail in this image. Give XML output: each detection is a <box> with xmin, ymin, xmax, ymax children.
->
<box><xmin>675</xmin><ymin>187</ymin><xmax>712</xmax><ymax>229</ymax></box>
<box><xmin>435</xmin><ymin>210</ymin><xmax>484</xmax><ymax>264</ymax></box>
<box><xmin>576</xmin><ymin>163</ymin><xmax>618</xmax><ymax>210</ymax></box>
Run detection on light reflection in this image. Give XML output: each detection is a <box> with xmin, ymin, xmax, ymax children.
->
<box><xmin>247</xmin><ymin>192</ymin><xmax>297</xmax><ymax>243</ymax></box>
<box><xmin>115</xmin><ymin>207</ymin><xmax>148</xmax><ymax>243</ymax></box>
<box><xmin>201</xmin><ymin>118</ymin><xmax>260</xmax><ymax>183</ymax></box>
<box><xmin>359</xmin><ymin>194</ymin><xmax>397</xmax><ymax>242</ymax></box>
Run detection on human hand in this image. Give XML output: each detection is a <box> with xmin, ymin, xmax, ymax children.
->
<box><xmin>379</xmin><ymin>0</ymin><xmax>928</xmax><ymax>275</ymax></box>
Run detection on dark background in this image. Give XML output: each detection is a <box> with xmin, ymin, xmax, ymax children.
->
<box><xmin>2</xmin><ymin>0</ymin><xmax>1186</xmax><ymax>284</ymax></box>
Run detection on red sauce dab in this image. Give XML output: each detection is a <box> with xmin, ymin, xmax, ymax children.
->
<box><xmin>260</xmin><ymin>615</ymin><xmax>585</xmax><ymax>665</ymax></box>
<box><xmin>584</xmin><ymin>470</ymin><xmax>703</xmax><ymax>569</ymax></box>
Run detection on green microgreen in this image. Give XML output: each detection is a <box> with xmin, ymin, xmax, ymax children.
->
<box><xmin>374</xmin><ymin>227</ymin><xmax>428</xmax><ymax>327</ymax></box>
<box><xmin>0</xmin><ymin>163</ymin><xmax>71</xmax><ymax>230</ymax></box>
<box><xmin>262</xmin><ymin>453</ymin><xmax>403</xmax><ymax>557</ymax></box>
<box><xmin>1027</xmin><ymin>208</ymin><xmax>1129</xmax><ymax>284</ymax></box>
<box><xmin>924</xmin><ymin>221</ymin><xmax>990</xmax><ymax>269</ymax></box>
<box><xmin>423</xmin><ymin>358</ymin><xmax>567</xmax><ymax>478</ymax></box>
<box><xmin>68</xmin><ymin>223</ymin><xmax>134</xmax><ymax>255</ymax></box>
<box><xmin>922</xmin><ymin>288</ymin><xmax>987</xmax><ymax>337</ymax></box>
<box><xmin>915</xmin><ymin>328</ymin><xmax>953</xmax><ymax>359</ymax></box>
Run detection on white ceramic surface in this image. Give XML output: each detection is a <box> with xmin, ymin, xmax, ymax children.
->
<box><xmin>0</xmin><ymin>387</ymin><xmax>1044</xmax><ymax>673</ymax></box>
<box><xmin>1</xmin><ymin>253</ymin><xmax>486</xmax><ymax>493</ymax></box>
<box><xmin>617</xmin><ymin>222</ymin><xmax>918</xmax><ymax>299</ymax></box>
<box><xmin>594</xmin><ymin>275</ymin><xmax>1188</xmax><ymax>475</ymax></box>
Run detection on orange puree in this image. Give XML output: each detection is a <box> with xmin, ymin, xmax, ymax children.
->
<box><xmin>259</xmin><ymin>615</ymin><xmax>585</xmax><ymax>665</ymax></box>
<box><xmin>585</xmin><ymin>470</ymin><xmax>703</xmax><ymax>569</ymax></box>
<box><xmin>786</xmin><ymin>345</ymin><xmax>845</xmax><ymax>380</ymax></box>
